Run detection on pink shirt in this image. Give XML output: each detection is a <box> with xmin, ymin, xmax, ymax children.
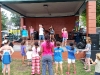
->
<box><xmin>30</xmin><ymin>28</ymin><xmax>34</xmax><ymax>33</ymax></box>
<box><xmin>41</xmin><ymin>41</ymin><xmax>53</xmax><ymax>56</ymax></box>
<box><xmin>62</xmin><ymin>31</ymin><xmax>68</xmax><ymax>38</ymax></box>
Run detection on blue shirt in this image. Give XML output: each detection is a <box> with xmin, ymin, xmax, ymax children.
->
<box><xmin>66</xmin><ymin>46</ymin><xmax>76</xmax><ymax>59</ymax></box>
<box><xmin>54</xmin><ymin>47</ymin><xmax>64</xmax><ymax>62</ymax></box>
<box><xmin>21</xmin><ymin>29</ymin><xmax>28</xmax><ymax>37</ymax></box>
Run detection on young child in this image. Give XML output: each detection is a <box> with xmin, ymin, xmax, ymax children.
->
<box><xmin>90</xmin><ymin>53</ymin><xmax>100</xmax><ymax>75</ymax></box>
<box><xmin>82</xmin><ymin>37</ymin><xmax>92</xmax><ymax>72</ymax></box>
<box><xmin>21</xmin><ymin>40</ymin><xmax>26</xmax><ymax>64</ymax></box>
<box><xmin>61</xmin><ymin>27</ymin><xmax>68</xmax><ymax>46</ymax></box>
<box><xmin>31</xmin><ymin>42</ymin><xmax>41</xmax><ymax>75</ymax></box>
<box><xmin>0</xmin><ymin>39</ymin><xmax>14</xmax><ymax>75</ymax></box>
<box><xmin>54</xmin><ymin>41</ymin><xmax>64</xmax><ymax>75</ymax></box>
<box><xmin>66</xmin><ymin>42</ymin><xmax>78</xmax><ymax>75</ymax></box>
<box><xmin>26</xmin><ymin>49</ymin><xmax>32</xmax><ymax>66</ymax></box>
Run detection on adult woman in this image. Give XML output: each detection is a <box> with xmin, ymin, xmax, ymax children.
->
<box><xmin>41</xmin><ymin>35</ymin><xmax>54</xmax><ymax>75</ymax></box>
<box><xmin>49</xmin><ymin>26</ymin><xmax>55</xmax><ymax>41</ymax></box>
<box><xmin>82</xmin><ymin>37</ymin><xmax>92</xmax><ymax>72</ymax></box>
<box><xmin>0</xmin><ymin>39</ymin><xmax>14</xmax><ymax>75</ymax></box>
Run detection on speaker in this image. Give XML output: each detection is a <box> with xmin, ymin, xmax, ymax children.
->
<box><xmin>91</xmin><ymin>50</ymin><xmax>100</xmax><ymax>61</ymax></box>
<box><xmin>88</xmin><ymin>34</ymin><xmax>99</xmax><ymax>50</ymax></box>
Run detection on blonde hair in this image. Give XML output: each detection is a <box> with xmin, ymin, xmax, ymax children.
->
<box><xmin>96</xmin><ymin>53</ymin><xmax>100</xmax><ymax>60</ymax></box>
<box><xmin>86</xmin><ymin>37</ymin><xmax>92</xmax><ymax>44</ymax></box>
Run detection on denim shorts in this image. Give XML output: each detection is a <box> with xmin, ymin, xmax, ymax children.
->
<box><xmin>39</xmin><ymin>35</ymin><xmax>44</xmax><ymax>40</ymax></box>
<box><xmin>95</xmin><ymin>72</ymin><xmax>100</xmax><ymax>75</ymax></box>
<box><xmin>86</xmin><ymin>54</ymin><xmax>91</xmax><ymax>58</ymax></box>
<box><xmin>62</xmin><ymin>37</ymin><xmax>67</xmax><ymax>41</ymax></box>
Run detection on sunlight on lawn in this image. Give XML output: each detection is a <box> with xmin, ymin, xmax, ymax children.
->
<box><xmin>0</xmin><ymin>59</ymin><xmax>95</xmax><ymax>75</ymax></box>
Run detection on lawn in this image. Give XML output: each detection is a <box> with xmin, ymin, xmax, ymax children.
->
<box><xmin>0</xmin><ymin>59</ymin><xmax>95</xmax><ymax>75</ymax></box>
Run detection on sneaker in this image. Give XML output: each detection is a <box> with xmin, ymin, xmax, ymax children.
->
<box><xmin>66</xmin><ymin>72</ymin><xmax>70</xmax><ymax>75</ymax></box>
<box><xmin>74</xmin><ymin>71</ymin><xmax>76</xmax><ymax>74</ymax></box>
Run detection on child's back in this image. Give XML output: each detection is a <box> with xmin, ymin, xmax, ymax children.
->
<box><xmin>54</xmin><ymin>47</ymin><xmax>64</xmax><ymax>62</ymax></box>
<box><xmin>66</xmin><ymin>46</ymin><xmax>76</xmax><ymax>59</ymax></box>
<box><xmin>26</xmin><ymin>50</ymin><xmax>32</xmax><ymax>60</ymax></box>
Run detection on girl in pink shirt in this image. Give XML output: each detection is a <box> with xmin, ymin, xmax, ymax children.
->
<box><xmin>29</xmin><ymin>26</ymin><xmax>34</xmax><ymax>41</ymax></box>
<box><xmin>41</xmin><ymin>35</ymin><xmax>54</xmax><ymax>75</ymax></box>
<box><xmin>61</xmin><ymin>27</ymin><xmax>68</xmax><ymax>46</ymax></box>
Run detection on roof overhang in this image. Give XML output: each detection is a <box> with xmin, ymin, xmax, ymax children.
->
<box><xmin>0</xmin><ymin>0</ymin><xmax>86</xmax><ymax>17</ymax></box>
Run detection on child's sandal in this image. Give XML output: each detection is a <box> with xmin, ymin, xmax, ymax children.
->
<box><xmin>73</xmin><ymin>71</ymin><xmax>76</xmax><ymax>74</ymax></box>
<box><xmin>66</xmin><ymin>72</ymin><xmax>70</xmax><ymax>75</ymax></box>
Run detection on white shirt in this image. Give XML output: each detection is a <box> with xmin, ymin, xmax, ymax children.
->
<box><xmin>39</xmin><ymin>28</ymin><xmax>44</xmax><ymax>35</ymax></box>
<box><xmin>95</xmin><ymin>59</ymin><xmax>100</xmax><ymax>73</ymax></box>
<box><xmin>32</xmin><ymin>46</ymin><xmax>40</xmax><ymax>57</ymax></box>
<box><xmin>26</xmin><ymin>51</ymin><xmax>32</xmax><ymax>59</ymax></box>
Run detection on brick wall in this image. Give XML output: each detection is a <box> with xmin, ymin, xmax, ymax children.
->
<box><xmin>24</xmin><ymin>16</ymin><xmax>78</xmax><ymax>37</ymax></box>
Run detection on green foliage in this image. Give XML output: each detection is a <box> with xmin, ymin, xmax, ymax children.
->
<box><xmin>81</xmin><ymin>0</ymin><xmax>100</xmax><ymax>27</ymax></box>
<box><xmin>1</xmin><ymin>11</ymin><xmax>8</xmax><ymax>30</ymax></box>
<box><xmin>80</xmin><ymin>9</ymin><xmax>86</xmax><ymax>26</ymax></box>
<box><xmin>10</xmin><ymin>13</ymin><xmax>20</xmax><ymax>27</ymax></box>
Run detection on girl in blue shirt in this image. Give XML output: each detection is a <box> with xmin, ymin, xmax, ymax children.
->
<box><xmin>66</xmin><ymin>42</ymin><xmax>78</xmax><ymax>75</ymax></box>
<box><xmin>54</xmin><ymin>42</ymin><xmax>64</xmax><ymax>75</ymax></box>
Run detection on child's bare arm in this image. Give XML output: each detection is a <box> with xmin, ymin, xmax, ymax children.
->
<box><xmin>90</xmin><ymin>59</ymin><xmax>97</xmax><ymax>65</ymax></box>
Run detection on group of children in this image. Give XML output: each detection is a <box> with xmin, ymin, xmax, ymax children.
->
<box><xmin>0</xmin><ymin>35</ymin><xmax>100</xmax><ymax>75</ymax></box>
<box><xmin>19</xmin><ymin>35</ymin><xmax>100</xmax><ymax>75</ymax></box>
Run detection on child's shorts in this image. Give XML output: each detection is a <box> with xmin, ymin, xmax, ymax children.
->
<box><xmin>2</xmin><ymin>62</ymin><xmax>4</xmax><ymax>69</ymax></box>
<box><xmin>95</xmin><ymin>72</ymin><xmax>100</xmax><ymax>75</ymax></box>
<box><xmin>68</xmin><ymin>59</ymin><xmax>75</xmax><ymax>64</ymax></box>
<box><xmin>27</xmin><ymin>59</ymin><xmax>32</xmax><ymax>62</ymax></box>
<box><xmin>86</xmin><ymin>54</ymin><xmax>91</xmax><ymax>58</ymax></box>
<box><xmin>55</xmin><ymin>61</ymin><xmax>63</xmax><ymax>64</ymax></box>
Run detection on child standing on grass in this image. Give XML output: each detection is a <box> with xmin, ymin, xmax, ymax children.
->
<box><xmin>31</xmin><ymin>42</ymin><xmax>41</xmax><ymax>75</ymax></box>
<box><xmin>26</xmin><ymin>49</ymin><xmax>32</xmax><ymax>66</ymax></box>
<box><xmin>0</xmin><ymin>39</ymin><xmax>14</xmax><ymax>75</ymax></box>
<box><xmin>66</xmin><ymin>42</ymin><xmax>78</xmax><ymax>75</ymax></box>
<box><xmin>21</xmin><ymin>40</ymin><xmax>26</xmax><ymax>64</ymax></box>
<box><xmin>54</xmin><ymin>41</ymin><xmax>64</xmax><ymax>75</ymax></box>
<box><xmin>90</xmin><ymin>53</ymin><xmax>100</xmax><ymax>75</ymax></box>
<box><xmin>82</xmin><ymin>37</ymin><xmax>92</xmax><ymax>72</ymax></box>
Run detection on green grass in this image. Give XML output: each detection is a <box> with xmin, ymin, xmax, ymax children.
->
<box><xmin>0</xmin><ymin>59</ymin><xmax>95</xmax><ymax>75</ymax></box>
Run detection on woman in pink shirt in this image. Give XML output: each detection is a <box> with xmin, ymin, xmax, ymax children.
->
<box><xmin>29</xmin><ymin>26</ymin><xmax>34</xmax><ymax>41</ymax></box>
<box><xmin>61</xmin><ymin>27</ymin><xmax>68</xmax><ymax>46</ymax></box>
<box><xmin>41</xmin><ymin>35</ymin><xmax>54</xmax><ymax>75</ymax></box>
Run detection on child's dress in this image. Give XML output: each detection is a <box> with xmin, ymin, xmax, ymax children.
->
<box><xmin>2</xmin><ymin>50</ymin><xmax>11</xmax><ymax>64</ymax></box>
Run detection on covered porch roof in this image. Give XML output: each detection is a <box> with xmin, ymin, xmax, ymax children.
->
<box><xmin>0</xmin><ymin>0</ymin><xmax>86</xmax><ymax>17</ymax></box>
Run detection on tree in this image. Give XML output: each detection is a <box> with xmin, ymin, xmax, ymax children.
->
<box><xmin>1</xmin><ymin>11</ymin><xmax>8</xmax><ymax>30</ymax></box>
<box><xmin>10</xmin><ymin>13</ymin><xmax>20</xmax><ymax>27</ymax></box>
<box><xmin>81</xmin><ymin>0</ymin><xmax>100</xmax><ymax>27</ymax></box>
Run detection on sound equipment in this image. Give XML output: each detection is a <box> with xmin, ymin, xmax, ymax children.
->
<box><xmin>88</xmin><ymin>34</ymin><xmax>99</xmax><ymax>50</ymax></box>
<box><xmin>91</xmin><ymin>50</ymin><xmax>100</xmax><ymax>61</ymax></box>
<box><xmin>34</xmin><ymin>31</ymin><xmax>39</xmax><ymax>40</ymax></box>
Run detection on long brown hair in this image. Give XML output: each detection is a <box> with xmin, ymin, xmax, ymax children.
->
<box><xmin>34</xmin><ymin>42</ymin><xmax>39</xmax><ymax>53</ymax></box>
<box><xmin>45</xmin><ymin>35</ymin><xmax>50</xmax><ymax>49</ymax></box>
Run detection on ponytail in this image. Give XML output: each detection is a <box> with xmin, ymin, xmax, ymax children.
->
<box><xmin>45</xmin><ymin>35</ymin><xmax>50</xmax><ymax>49</ymax></box>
